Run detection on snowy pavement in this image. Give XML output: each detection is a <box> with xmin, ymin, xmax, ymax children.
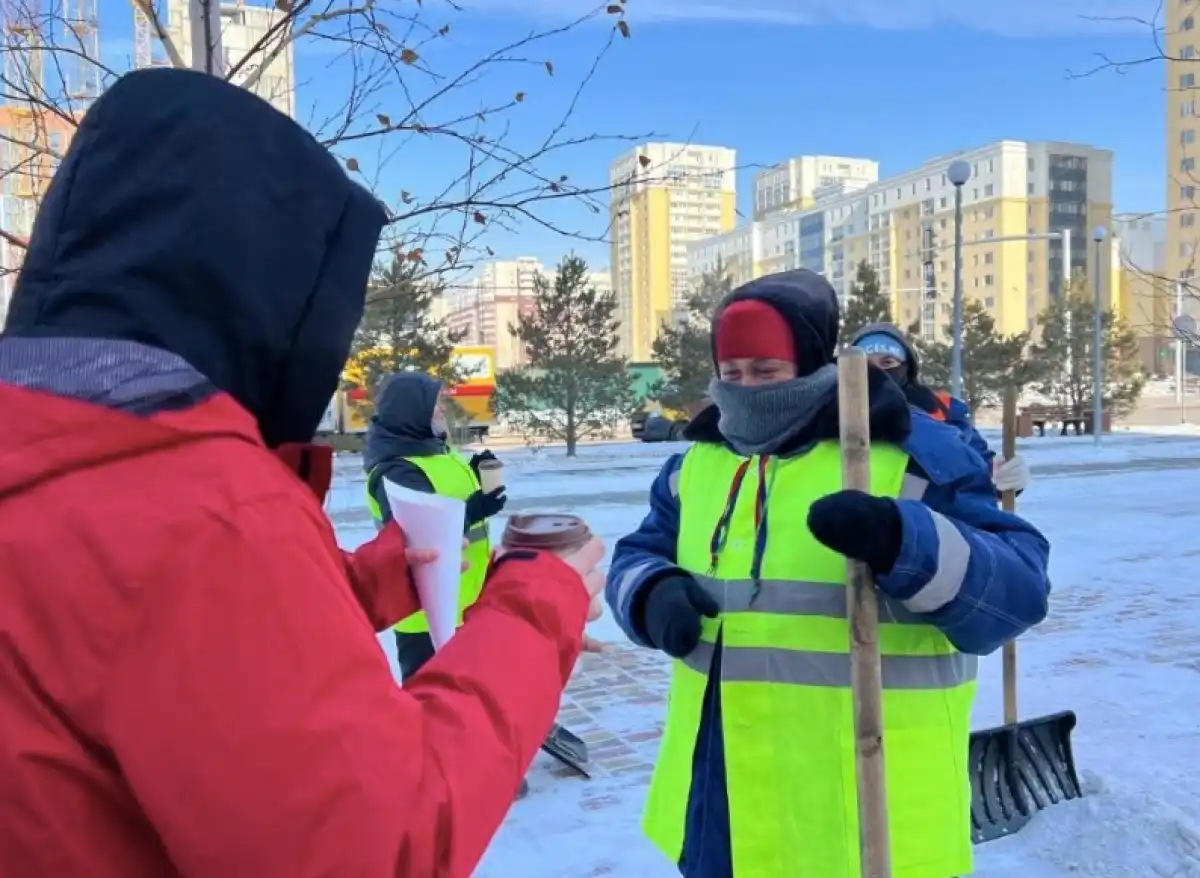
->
<box><xmin>330</xmin><ymin>433</ymin><xmax>1200</xmax><ymax>877</ymax></box>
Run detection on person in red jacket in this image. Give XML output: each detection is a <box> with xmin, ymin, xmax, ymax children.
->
<box><xmin>0</xmin><ymin>68</ymin><xmax>603</xmax><ymax>878</ymax></box>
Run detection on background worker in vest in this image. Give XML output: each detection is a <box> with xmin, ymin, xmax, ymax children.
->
<box><xmin>850</xmin><ymin>322</ymin><xmax>1031</xmax><ymax>495</ymax></box>
<box><xmin>605</xmin><ymin>269</ymin><xmax>1051</xmax><ymax>878</ymax></box>
<box><xmin>364</xmin><ymin>371</ymin><xmax>507</xmax><ymax>679</ymax></box>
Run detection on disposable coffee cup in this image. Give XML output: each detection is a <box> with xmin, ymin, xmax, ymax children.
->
<box><xmin>478</xmin><ymin>458</ymin><xmax>504</xmax><ymax>493</ymax></box>
<box><xmin>502</xmin><ymin>513</ymin><xmax>591</xmax><ymax>554</ymax></box>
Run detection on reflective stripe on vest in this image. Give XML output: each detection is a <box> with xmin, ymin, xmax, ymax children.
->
<box><xmin>640</xmin><ymin>441</ymin><xmax>975</xmax><ymax>878</ymax></box>
<box><xmin>366</xmin><ymin>452</ymin><xmax>491</xmax><ymax>634</ymax></box>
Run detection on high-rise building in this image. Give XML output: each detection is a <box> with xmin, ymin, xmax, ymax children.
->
<box><xmin>609</xmin><ymin>143</ymin><xmax>736</xmax><ymax>361</ymax></box>
<box><xmin>442</xmin><ymin>257</ymin><xmax>611</xmax><ymax>371</ymax></box>
<box><xmin>0</xmin><ymin>108</ymin><xmax>74</xmax><ymax>320</ymax></box>
<box><xmin>753</xmin><ymin>155</ymin><xmax>878</xmax><ymax>220</ymax></box>
<box><xmin>688</xmin><ymin>140</ymin><xmax>1113</xmax><ymax>341</ymax></box>
<box><xmin>1168</xmin><ymin>1</ymin><xmax>1199</xmax><ymax>293</ymax></box>
<box><xmin>1115</xmin><ymin>215</ymin><xmax>1171</xmax><ymax>372</ymax></box>
<box><xmin>166</xmin><ymin>0</ymin><xmax>296</xmax><ymax>117</ymax></box>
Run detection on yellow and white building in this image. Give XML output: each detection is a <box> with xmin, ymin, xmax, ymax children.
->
<box><xmin>688</xmin><ymin>140</ymin><xmax>1113</xmax><ymax>342</ymax></box>
<box><xmin>609</xmin><ymin>143</ymin><xmax>736</xmax><ymax>361</ymax></box>
<box><xmin>753</xmin><ymin>155</ymin><xmax>878</xmax><ymax>219</ymax></box>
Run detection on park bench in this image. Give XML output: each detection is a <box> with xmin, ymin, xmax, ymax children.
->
<box><xmin>1019</xmin><ymin>404</ymin><xmax>1111</xmax><ymax>437</ymax></box>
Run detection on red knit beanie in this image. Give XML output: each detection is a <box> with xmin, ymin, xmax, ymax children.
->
<box><xmin>714</xmin><ymin>299</ymin><xmax>796</xmax><ymax>363</ymax></box>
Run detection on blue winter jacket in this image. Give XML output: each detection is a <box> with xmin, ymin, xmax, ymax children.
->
<box><xmin>604</xmin><ymin>373</ymin><xmax>1051</xmax><ymax>878</ymax></box>
<box><xmin>943</xmin><ymin>394</ymin><xmax>995</xmax><ymax>466</ymax></box>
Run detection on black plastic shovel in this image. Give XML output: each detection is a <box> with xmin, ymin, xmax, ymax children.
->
<box><xmin>541</xmin><ymin>723</ymin><xmax>590</xmax><ymax>779</ymax></box>
<box><xmin>969</xmin><ymin>389</ymin><xmax>1081</xmax><ymax>844</ymax></box>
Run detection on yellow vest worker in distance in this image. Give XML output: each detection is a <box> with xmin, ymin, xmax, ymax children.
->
<box><xmin>363</xmin><ymin>371</ymin><xmax>506</xmax><ymax>676</ymax></box>
<box><xmin>605</xmin><ymin>269</ymin><xmax>1052</xmax><ymax>878</ymax></box>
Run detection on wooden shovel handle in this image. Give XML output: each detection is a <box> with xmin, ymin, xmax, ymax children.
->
<box><xmin>838</xmin><ymin>349</ymin><xmax>891</xmax><ymax>878</ymax></box>
<box><xmin>1001</xmin><ymin>387</ymin><xmax>1018</xmax><ymax>725</ymax></box>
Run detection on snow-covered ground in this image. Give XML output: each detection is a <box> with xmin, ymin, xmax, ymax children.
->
<box><xmin>329</xmin><ymin>432</ymin><xmax>1200</xmax><ymax>877</ymax></box>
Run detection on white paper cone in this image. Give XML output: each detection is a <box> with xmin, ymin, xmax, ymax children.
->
<box><xmin>382</xmin><ymin>479</ymin><xmax>466</xmax><ymax>650</ymax></box>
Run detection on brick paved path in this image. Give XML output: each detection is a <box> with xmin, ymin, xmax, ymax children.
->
<box><xmin>533</xmin><ymin>642</ymin><xmax>671</xmax><ymax>806</ymax></box>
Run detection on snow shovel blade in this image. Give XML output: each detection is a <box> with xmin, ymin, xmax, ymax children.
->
<box><xmin>541</xmin><ymin>723</ymin><xmax>590</xmax><ymax>779</ymax></box>
<box><xmin>968</xmin><ymin>710</ymin><xmax>1081</xmax><ymax>844</ymax></box>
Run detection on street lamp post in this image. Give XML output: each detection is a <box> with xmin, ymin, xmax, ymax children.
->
<box><xmin>947</xmin><ymin>160</ymin><xmax>971</xmax><ymax>399</ymax></box>
<box><xmin>1091</xmin><ymin>226</ymin><xmax>1107</xmax><ymax>446</ymax></box>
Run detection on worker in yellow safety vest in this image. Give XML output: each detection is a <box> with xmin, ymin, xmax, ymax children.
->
<box><xmin>605</xmin><ymin>269</ymin><xmax>1052</xmax><ymax>877</ymax></box>
<box><xmin>364</xmin><ymin>371</ymin><xmax>505</xmax><ymax>672</ymax></box>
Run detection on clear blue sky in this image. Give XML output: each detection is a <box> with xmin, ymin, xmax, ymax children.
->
<box><xmin>99</xmin><ymin>0</ymin><xmax>1171</xmax><ymax>270</ymax></box>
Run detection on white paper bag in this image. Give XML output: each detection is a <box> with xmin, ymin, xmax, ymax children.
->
<box><xmin>382</xmin><ymin>479</ymin><xmax>466</xmax><ymax>650</ymax></box>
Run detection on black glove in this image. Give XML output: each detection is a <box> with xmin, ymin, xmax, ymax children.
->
<box><xmin>465</xmin><ymin>487</ymin><xmax>506</xmax><ymax>522</ymax></box>
<box><xmin>469</xmin><ymin>450</ymin><xmax>497</xmax><ymax>476</ymax></box>
<box><xmin>807</xmin><ymin>490</ymin><xmax>903</xmax><ymax>575</ymax></box>
<box><xmin>636</xmin><ymin>574</ymin><xmax>719</xmax><ymax>658</ymax></box>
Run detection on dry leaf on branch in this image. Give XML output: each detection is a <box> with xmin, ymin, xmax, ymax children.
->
<box><xmin>346</xmin><ymin>157</ymin><xmax>360</xmax><ymax>171</ymax></box>
<box><xmin>438</xmin><ymin>24</ymin><xmax>450</xmax><ymax>35</ymax></box>
<box><xmin>400</xmin><ymin>48</ymin><xmax>418</xmax><ymax>64</ymax></box>
<box><xmin>400</xmin><ymin>190</ymin><xmax>413</xmax><ymax>204</ymax></box>
<box><xmin>606</xmin><ymin>4</ymin><xmax>621</xmax><ymax>11</ymax></box>
<box><xmin>514</xmin><ymin>92</ymin><xmax>525</xmax><ymax>102</ymax></box>
<box><xmin>273</xmin><ymin>0</ymin><xmax>291</xmax><ymax>10</ymax></box>
<box><xmin>616</xmin><ymin>19</ymin><xmax>630</xmax><ymax>37</ymax></box>
<box><xmin>473</xmin><ymin>211</ymin><xmax>486</xmax><ymax>224</ymax></box>
<box><xmin>544</xmin><ymin>60</ymin><xmax>554</xmax><ymax>75</ymax></box>
<box><xmin>376</xmin><ymin>113</ymin><xmax>391</xmax><ymax>127</ymax></box>
<box><xmin>637</xmin><ymin>154</ymin><xmax>651</xmax><ymax>167</ymax></box>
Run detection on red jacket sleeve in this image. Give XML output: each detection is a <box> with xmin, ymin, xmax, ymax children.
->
<box><xmin>103</xmin><ymin>494</ymin><xmax>588</xmax><ymax>878</ymax></box>
<box><xmin>342</xmin><ymin>522</ymin><xmax>420</xmax><ymax>631</ymax></box>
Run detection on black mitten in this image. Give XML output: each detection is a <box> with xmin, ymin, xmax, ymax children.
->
<box><xmin>637</xmin><ymin>574</ymin><xmax>720</xmax><ymax>658</ymax></box>
<box><xmin>469</xmin><ymin>450</ymin><xmax>497</xmax><ymax>476</ymax></box>
<box><xmin>465</xmin><ymin>487</ymin><xmax>506</xmax><ymax>524</ymax></box>
<box><xmin>807</xmin><ymin>490</ymin><xmax>903</xmax><ymax>575</ymax></box>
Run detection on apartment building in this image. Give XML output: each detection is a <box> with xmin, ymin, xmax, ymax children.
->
<box><xmin>442</xmin><ymin>257</ymin><xmax>612</xmax><ymax>371</ymax></box>
<box><xmin>688</xmin><ymin>140</ymin><xmax>1113</xmax><ymax>342</ymax></box>
<box><xmin>609</xmin><ymin>143</ymin><xmax>736</xmax><ymax>361</ymax></box>
<box><xmin>167</xmin><ymin>0</ymin><xmax>296</xmax><ymax>116</ymax></box>
<box><xmin>753</xmin><ymin>155</ymin><xmax>878</xmax><ymax>220</ymax></box>
<box><xmin>0</xmin><ymin>107</ymin><xmax>74</xmax><ymax>320</ymax></box>
<box><xmin>1115</xmin><ymin>215</ymin><xmax>1171</xmax><ymax>372</ymax></box>
<box><xmin>1167</xmin><ymin>0</ymin><xmax>1200</xmax><ymax>296</ymax></box>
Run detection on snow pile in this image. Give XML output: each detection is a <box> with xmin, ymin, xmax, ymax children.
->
<box><xmin>982</xmin><ymin>773</ymin><xmax>1200</xmax><ymax>876</ymax></box>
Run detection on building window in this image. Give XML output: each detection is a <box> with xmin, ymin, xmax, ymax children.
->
<box><xmin>1184</xmin><ymin>45</ymin><xmax>1197</xmax><ymax>59</ymax></box>
<box><xmin>1184</xmin><ymin>157</ymin><xmax>1196</xmax><ymax>171</ymax></box>
<box><xmin>1184</xmin><ymin>213</ymin><xmax>1196</xmax><ymax>227</ymax></box>
<box><xmin>1185</xmin><ymin>128</ymin><xmax>1197</xmax><ymax>144</ymax></box>
<box><xmin>1183</xmin><ymin>184</ymin><xmax>1197</xmax><ymax>199</ymax></box>
<box><xmin>984</xmin><ymin>252</ymin><xmax>994</xmax><ymax>264</ymax></box>
<box><xmin>1185</xmin><ymin>15</ymin><xmax>1195</xmax><ymax>29</ymax></box>
<box><xmin>984</xmin><ymin>275</ymin><xmax>995</xmax><ymax>286</ymax></box>
<box><xmin>984</xmin><ymin>184</ymin><xmax>994</xmax><ymax>196</ymax></box>
<box><xmin>1183</xmin><ymin>72</ymin><xmax>1197</xmax><ymax>88</ymax></box>
<box><xmin>984</xmin><ymin>296</ymin><xmax>995</xmax><ymax>307</ymax></box>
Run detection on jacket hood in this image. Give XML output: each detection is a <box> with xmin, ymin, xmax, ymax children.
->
<box><xmin>850</xmin><ymin>322</ymin><xmax>919</xmax><ymax>384</ymax></box>
<box><xmin>2</xmin><ymin>68</ymin><xmax>386</xmax><ymax>447</ymax></box>
<box><xmin>363</xmin><ymin>372</ymin><xmax>445</xmax><ymax>471</ymax></box>
<box><xmin>711</xmin><ymin>269</ymin><xmax>840</xmax><ymax>377</ymax></box>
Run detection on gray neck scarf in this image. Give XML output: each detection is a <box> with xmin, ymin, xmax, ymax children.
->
<box><xmin>707</xmin><ymin>363</ymin><xmax>839</xmax><ymax>456</ymax></box>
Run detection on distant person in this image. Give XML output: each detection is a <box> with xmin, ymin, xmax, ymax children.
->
<box><xmin>364</xmin><ymin>371</ymin><xmax>506</xmax><ymax>680</ymax></box>
<box><xmin>0</xmin><ymin>67</ymin><xmax>604</xmax><ymax>877</ymax></box>
<box><xmin>852</xmin><ymin>322</ymin><xmax>1031</xmax><ymax>494</ymax></box>
<box><xmin>606</xmin><ymin>270</ymin><xmax>1050</xmax><ymax>878</ymax></box>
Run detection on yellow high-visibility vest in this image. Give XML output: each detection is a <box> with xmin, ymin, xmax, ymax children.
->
<box><xmin>642</xmin><ymin>440</ymin><xmax>976</xmax><ymax>878</ymax></box>
<box><xmin>366</xmin><ymin>452</ymin><xmax>490</xmax><ymax>633</ymax></box>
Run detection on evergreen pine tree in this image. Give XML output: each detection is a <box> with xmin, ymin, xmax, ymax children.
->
<box><xmin>1032</xmin><ymin>276</ymin><xmax>1145</xmax><ymax>417</ymax></box>
<box><xmin>493</xmin><ymin>254</ymin><xmax>636</xmax><ymax>455</ymax></box>
<box><xmin>906</xmin><ymin>300</ymin><xmax>1032</xmax><ymax>414</ymax></box>
<box><xmin>651</xmin><ymin>265</ymin><xmax>731</xmax><ymax>413</ymax></box>
<box><xmin>839</xmin><ymin>260</ymin><xmax>892</xmax><ymax>346</ymax></box>
<box><xmin>347</xmin><ymin>255</ymin><xmax>465</xmax><ymax>399</ymax></box>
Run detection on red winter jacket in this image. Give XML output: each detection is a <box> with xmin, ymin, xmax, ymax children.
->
<box><xmin>0</xmin><ymin>383</ymin><xmax>588</xmax><ymax>877</ymax></box>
